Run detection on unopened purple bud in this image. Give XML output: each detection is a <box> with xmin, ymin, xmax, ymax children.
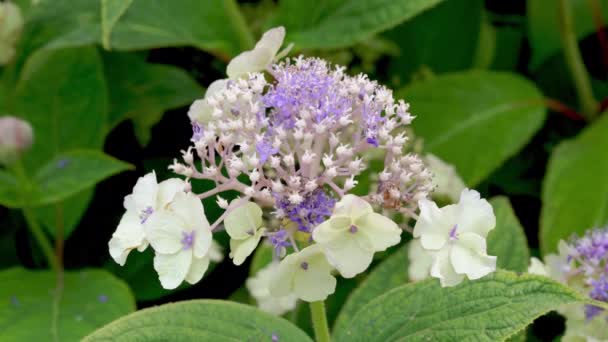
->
<box><xmin>300</xmin><ymin>262</ymin><xmax>309</xmax><ymax>270</ymax></box>
<box><xmin>0</xmin><ymin>116</ymin><xmax>33</xmax><ymax>165</ymax></box>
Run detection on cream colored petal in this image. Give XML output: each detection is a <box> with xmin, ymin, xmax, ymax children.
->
<box><xmin>408</xmin><ymin>239</ymin><xmax>435</xmax><ymax>282</ymax></box>
<box><xmin>450</xmin><ymin>233</ymin><xmax>496</xmax><ymax>280</ymax></box>
<box><xmin>208</xmin><ymin>240</ymin><xmax>224</xmax><ymax>262</ymax></box>
<box><xmin>268</xmin><ymin>255</ymin><xmax>297</xmax><ymax>298</ymax></box>
<box><xmin>356</xmin><ymin>212</ymin><xmax>401</xmax><ymax>251</ymax></box>
<box><xmin>205</xmin><ymin>79</ymin><xmax>229</xmax><ymax>98</ymax></box>
<box><xmin>193</xmin><ymin>224</ymin><xmax>212</xmax><ymax>259</ymax></box>
<box><xmin>144</xmin><ymin>212</ymin><xmax>184</xmax><ymax>254</ymax></box>
<box><xmin>157</xmin><ymin>178</ymin><xmax>186</xmax><ymax>208</ymax></box>
<box><xmin>293</xmin><ymin>249</ymin><xmax>336</xmax><ymax>302</ymax></box>
<box><xmin>229</xmin><ymin>228</ymin><xmax>265</xmax><ymax>265</ymax></box>
<box><xmin>131</xmin><ymin>171</ymin><xmax>158</xmax><ymax>211</ymax></box>
<box><xmin>413</xmin><ymin>199</ymin><xmax>455</xmax><ymax>250</ymax></box>
<box><xmin>246</xmin><ymin>262</ymin><xmax>297</xmax><ymax>316</ymax></box>
<box><xmin>332</xmin><ymin>195</ymin><xmax>373</xmax><ymax>220</ymax></box>
<box><xmin>227</xmin><ymin>47</ymin><xmax>274</xmax><ymax>79</ymax></box>
<box><xmin>168</xmin><ymin>192</ymin><xmax>209</xmax><ymax>231</ymax></box>
<box><xmin>321</xmin><ymin>233</ymin><xmax>374</xmax><ymax>278</ymax></box>
<box><xmin>109</xmin><ymin>212</ymin><xmax>145</xmax><ymax>266</ymax></box>
<box><xmin>184</xmin><ymin>255</ymin><xmax>210</xmax><ymax>285</ymax></box>
<box><xmin>430</xmin><ymin>247</ymin><xmax>465</xmax><ymax>287</ymax></box>
<box><xmin>527</xmin><ymin>257</ymin><xmax>548</xmax><ymax>276</ymax></box>
<box><xmin>255</xmin><ymin>26</ymin><xmax>285</xmax><ymax>57</ymax></box>
<box><xmin>153</xmin><ymin>250</ymin><xmax>192</xmax><ymax>290</ymax></box>
<box><xmin>455</xmin><ymin>189</ymin><xmax>496</xmax><ymax>238</ymax></box>
<box><xmin>224</xmin><ymin>202</ymin><xmax>263</xmax><ymax>239</ymax></box>
<box><xmin>312</xmin><ymin>219</ymin><xmax>348</xmax><ymax>245</ymax></box>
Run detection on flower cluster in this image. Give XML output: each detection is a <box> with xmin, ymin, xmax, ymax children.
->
<box><xmin>109</xmin><ymin>27</ymin><xmax>498</xmax><ymax>315</ymax></box>
<box><xmin>528</xmin><ymin>228</ymin><xmax>608</xmax><ymax>341</ymax></box>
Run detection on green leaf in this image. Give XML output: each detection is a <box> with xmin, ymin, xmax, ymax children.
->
<box><xmin>333</xmin><ymin>270</ymin><xmax>585</xmax><ymax>342</ymax></box>
<box><xmin>488</xmin><ymin>197</ymin><xmax>530</xmax><ymax>272</ymax></box>
<box><xmin>101</xmin><ymin>0</ymin><xmax>134</xmax><ymax>49</ymax></box>
<box><xmin>28</xmin><ymin>150</ymin><xmax>132</xmax><ymax>207</ymax></box>
<box><xmin>84</xmin><ymin>300</ymin><xmax>312</xmax><ymax>341</ymax></box>
<box><xmin>540</xmin><ymin>114</ymin><xmax>608</xmax><ymax>254</ymax></box>
<box><xmin>0</xmin><ymin>170</ymin><xmax>21</xmax><ymax>208</ymax></box>
<box><xmin>279</xmin><ymin>0</ymin><xmax>445</xmax><ymax>50</ymax></box>
<box><xmin>103</xmin><ymin>52</ymin><xmax>203</xmax><ymax>145</ymax></box>
<box><xmin>385</xmin><ymin>0</ymin><xmax>483</xmax><ymax>85</ymax></box>
<box><xmin>400</xmin><ymin>71</ymin><xmax>546</xmax><ymax>186</ymax></box>
<box><xmin>0</xmin><ymin>267</ymin><xmax>135</xmax><ymax>341</ymax></box>
<box><xmin>333</xmin><ymin>246</ymin><xmax>409</xmax><ymax>337</ymax></box>
<box><xmin>15</xmin><ymin>47</ymin><xmax>108</xmax><ymax>169</ymax></box>
<box><xmin>528</xmin><ymin>0</ymin><xmax>608</xmax><ymax>69</ymax></box>
<box><xmin>104</xmin><ymin>0</ymin><xmax>244</xmax><ymax>56</ymax></box>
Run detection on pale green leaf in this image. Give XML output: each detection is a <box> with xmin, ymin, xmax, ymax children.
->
<box><xmin>333</xmin><ymin>270</ymin><xmax>585</xmax><ymax>341</ymax></box>
<box><xmin>540</xmin><ymin>114</ymin><xmax>608</xmax><ymax>254</ymax></box>
<box><xmin>101</xmin><ymin>0</ymin><xmax>134</xmax><ymax>49</ymax></box>
<box><xmin>0</xmin><ymin>267</ymin><xmax>135</xmax><ymax>341</ymax></box>
<box><xmin>29</xmin><ymin>150</ymin><xmax>132</xmax><ymax>207</ymax></box>
<box><xmin>488</xmin><ymin>197</ymin><xmax>530</xmax><ymax>272</ymax></box>
<box><xmin>400</xmin><ymin>71</ymin><xmax>546</xmax><ymax>186</ymax></box>
<box><xmin>105</xmin><ymin>0</ymin><xmax>244</xmax><ymax>56</ymax></box>
<box><xmin>528</xmin><ymin>0</ymin><xmax>608</xmax><ymax>69</ymax></box>
<box><xmin>280</xmin><ymin>0</ymin><xmax>445</xmax><ymax>50</ymax></box>
<box><xmin>84</xmin><ymin>300</ymin><xmax>312</xmax><ymax>341</ymax></box>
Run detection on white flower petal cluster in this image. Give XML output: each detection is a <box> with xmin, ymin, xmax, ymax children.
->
<box><xmin>269</xmin><ymin>244</ymin><xmax>336</xmax><ymax>302</ymax></box>
<box><xmin>313</xmin><ymin>195</ymin><xmax>401</xmax><ymax>278</ymax></box>
<box><xmin>225</xmin><ymin>202</ymin><xmax>266</xmax><ymax>265</ymax></box>
<box><xmin>423</xmin><ymin>154</ymin><xmax>466</xmax><ymax>203</ymax></box>
<box><xmin>0</xmin><ymin>2</ymin><xmax>23</xmax><ymax>65</ymax></box>
<box><xmin>109</xmin><ymin>172</ymin><xmax>221</xmax><ymax>290</ymax></box>
<box><xmin>412</xmin><ymin>189</ymin><xmax>497</xmax><ymax>287</ymax></box>
<box><xmin>246</xmin><ymin>262</ymin><xmax>298</xmax><ymax>315</ymax></box>
<box><xmin>407</xmin><ymin>239</ymin><xmax>434</xmax><ymax>282</ymax></box>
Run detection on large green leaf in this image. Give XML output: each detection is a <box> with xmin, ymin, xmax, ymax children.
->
<box><xmin>400</xmin><ymin>71</ymin><xmax>546</xmax><ymax>186</ymax></box>
<box><xmin>333</xmin><ymin>270</ymin><xmax>585</xmax><ymax>342</ymax></box>
<box><xmin>487</xmin><ymin>197</ymin><xmax>530</xmax><ymax>272</ymax></box>
<box><xmin>528</xmin><ymin>0</ymin><xmax>608</xmax><ymax>69</ymax></box>
<box><xmin>84</xmin><ymin>300</ymin><xmax>312</xmax><ymax>341</ymax></box>
<box><xmin>540</xmin><ymin>114</ymin><xmax>608</xmax><ymax>254</ymax></box>
<box><xmin>103</xmin><ymin>52</ymin><xmax>203</xmax><ymax>145</ymax></box>
<box><xmin>28</xmin><ymin>150</ymin><xmax>132</xmax><ymax>207</ymax></box>
<box><xmin>101</xmin><ymin>0</ymin><xmax>134</xmax><ymax>49</ymax></box>
<box><xmin>0</xmin><ymin>267</ymin><xmax>135</xmax><ymax>341</ymax></box>
<box><xmin>385</xmin><ymin>0</ymin><xmax>483</xmax><ymax>85</ymax></box>
<box><xmin>103</xmin><ymin>0</ymin><xmax>244</xmax><ymax>56</ymax></box>
<box><xmin>279</xmin><ymin>0</ymin><xmax>445</xmax><ymax>50</ymax></box>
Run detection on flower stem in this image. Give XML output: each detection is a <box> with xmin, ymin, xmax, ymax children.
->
<box><xmin>558</xmin><ymin>0</ymin><xmax>599</xmax><ymax>120</ymax></box>
<box><xmin>222</xmin><ymin>0</ymin><xmax>255</xmax><ymax>52</ymax></box>
<box><xmin>309</xmin><ymin>301</ymin><xmax>331</xmax><ymax>342</ymax></box>
<box><xmin>11</xmin><ymin>160</ymin><xmax>60</xmax><ymax>272</ymax></box>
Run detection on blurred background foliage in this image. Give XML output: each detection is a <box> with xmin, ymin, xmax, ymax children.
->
<box><xmin>1</xmin><ymin>0</ymin><xmax>607</xmax><ymax>340</ymax></box>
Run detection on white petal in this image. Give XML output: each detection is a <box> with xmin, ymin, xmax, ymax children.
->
<box><xmin>332</xmin><ymin>195</ymin><xmax>373</xmax><ymax>220</ymax></box>
<box><xmin>184</xmin><ymin>255</ymin><xmax>210</xmax><ymax>285</ymax></box>
<box><xmin>292</xmin><ymin>246</ymin><xmax>337</xmax><ymax>302</ymax></box>
<box><xmin>205</xmin><ymin>79</ymin><xmax>229</xmax><ymax>98</ymax></box>
<box><xmin>424</xmin><ymin>154</ymin><xmax>466</xmax><ymax>203</ymax></box>
<box><xmin>527</xmin><ymin>257</ymin><xmax>547</xmax><ymax>276</ymax></box>
<box><xmin>157</xmin><ymin>178</ymin><xmax>185</xmax><ymax>208</ymax></box>
<box><xmin>450</xmin><ymin>232</ymin><xmax>496</xmax><ymax>280</ymax></box>
<box><xmin>208</xmin><ymin>240</ymin><xmax>224</xmax><ymax>262</ymax></box>
<box><xmin>356</xmin><ymin>212</ymin><xmax>401</xmax><ymax>251</ymax></box>
<box><xmin>413</xmin><ymin>199</ymin><xmax>455</xmax><ymax>250</ymax></box>
<box><xmin>153</xmin><ymin>250</ymin><xmax>192</xmax><ymax>290</ymax></box>
<box><xmin>246</xmin><ymin>262</ymin><xmax>297</xmax><ymax>316</ymax></box>
<box><xmin>311</xmin><ymin>217</ymin><xmax>349</xmax><ymax>245</ymax></box>
<box><xmin>226</xmin><ymin>27</ymin><xmax>285</xmax><ymax>79</ymax></box>
<box><xmin>320</xmin><ymin>233</ymin><xmax>374</xmax><ymax>278</ymax></box>
<box><xmin>408</xmin><ymin>239</ymin><xmax>435</xmax><ymax>282</ymax></box>
<box><xmin>168</xmin><ymin>192</ymin><xmax>209</xmax><ymax>231</ymax></box>
<box><xmin>131</xmin><ymin>171</ymin><xmax>158</xmax><ymax>211</ymax></box>
<box><xmin>430</xmin><ymin>247</ymin><xmax>465</xmax><ymax>287</ymax></box>
<box><xmin>229</xmin><ymin>228</ymin><xmax>265</xmax><ymax>265</ymax></box>
<box><xmin>455</xmin><ymin>189</ymin><xmax>496</xmax><ymax>238</ymax></box>
<box><xmin>108</xmin><ymin>212</ymin><xmax>146</xmax><ymax>266</ymax></box>
<box><xmin>193</xmin><ymin>226</ymin><xmax>213</xmax><ymax>259</ymax></box>
<box><xmin>145</xmin><ymin>212</ymin><xmax>184</xmax><ymax>254</ymax></box>
<box><xmin>268</xmin><ymin>256</ymin><xmax>297</xmax><ymax>298</ymax></box>
<box><xmin>224</xmin><ymin>202</ymin><xmax>263</xmax><ymax>239</ymax></box>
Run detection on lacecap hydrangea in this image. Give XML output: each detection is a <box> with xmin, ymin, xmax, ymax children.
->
<box><xmin>109</xmin><ymin>27</ymin><xmax>497</xmax><ymax>312</ymax></box>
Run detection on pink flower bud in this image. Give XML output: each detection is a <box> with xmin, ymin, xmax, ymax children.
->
<box><xmin>0</xmin><ymin>116</ymin><xmax>33</xmax><ymax>164</ymax></box>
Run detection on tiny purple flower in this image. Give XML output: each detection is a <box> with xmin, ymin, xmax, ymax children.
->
<box><xmin>268</xmin><ymin>229</ymin><xmax>291</xmax><ymax>256</ymax></box>
<box><xmin>139</xmin><ymin>206</ymin><xmax>154</xmax><ymax>224</ymax></box>
<box><xmin>181</xmin><ymin>231</ymin><xmax>195</xmax><ymax>250</ymax></box>
<box><xmin>256</xmin><ymin>139</ymin><xmax>279</xmax><ymax>163</ymax></box>
<box><xmin>98</xmin><ymin>294</ymin><xmax>108</xmax><ymax>303</ymax></box>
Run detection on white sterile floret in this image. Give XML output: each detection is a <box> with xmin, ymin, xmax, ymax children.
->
<box><xmin>209</xmin><ymin>240</ymin><xmax>225</xmax><ymax>263</ymax></box>
<box><xmin>188</xmin><ymin>79</ymin><xmax>229</xmax><ymax>125</ymax></box>
<box><xmin>109</xmin><ymin>172</ymin><xmax>186</xmax><ymax>266</ymax></box>
<box><xmin>269</xmin><ymin>244</ymin><xmax>336</xmax><ymax>302</ymax></box>
<box><xmin>407</xmin><ymin>239</ymin><xmax>435</xmax><ymax>282</ymax></box>
<box><xmin>312</xmin><ymin>195</ymin><xmax>402</xmax><ymax>278</ymax></box>
<box><xmin>246</xmin><ymin>262</ymin><xmax>298</xmax><ymax>315</ymax></box>
<box><xmin>413</xmin><ymin>189</ymin><xmax>497</xmax><ymax>287</ymax></box>
<box><xmin>145</xmin><ymin>191</ymin><xmax>213</xmax><ymax>289</ymax></box>
<box><xmin>227</xmin><ymin>26</ymin><xmax>286</xmax><ymax>79</ymax></box>
<box><xmin>423</xmin><ymin>154</ymin><xmax>466</xmax><ymax>203</ymax></box>
<box><xmin>224</xmin><ymin>202</ymin><xmax>266</xmax><ymax>265</ymax></box>
<box><xmin>527</xmin><ymin>257</ymin><xmax>548</xmax><ymax>276</ymax></box>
